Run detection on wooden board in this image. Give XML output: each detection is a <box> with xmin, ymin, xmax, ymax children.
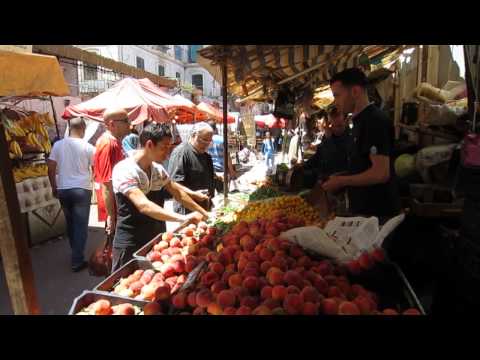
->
<box><xmin>0</xmin><ymin>121</ymin><xmax>40</xmax><ymax>314</ymax></box>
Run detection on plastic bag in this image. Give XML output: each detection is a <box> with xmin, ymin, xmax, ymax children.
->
<box><xmin>279</xmin><ymin>214</ymin><xmax>405</xmax><ymax>263</ymax></box>
<box><xmin>88</xmin><ymin>233</ymin><xmax>113</xmax><ymax>277</ymax></box>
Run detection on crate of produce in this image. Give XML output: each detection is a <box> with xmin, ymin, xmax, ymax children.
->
<box><xmin>347</xmin><ymin>260</ymin><xmax>426</xmax><ymax>314</ymax></box>
<box><xmin>133</xmin><ymin>221</ymin><xmax>216</xmax><ymax>262</ymax></box>
<box><xmin>69</xmin><ymin>291</ymin><xmax>164</xmax><ymax>315</ymax></box>
<box><xmin>94</xmin><ymin>259</ymin><xmax>157</xmax><ymax>294</ymax></box>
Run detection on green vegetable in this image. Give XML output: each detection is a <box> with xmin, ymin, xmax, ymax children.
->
<box><xmin>249</xmin><ymin>186</ymin><xmax>283</xmax><ymax>202</ymax></box>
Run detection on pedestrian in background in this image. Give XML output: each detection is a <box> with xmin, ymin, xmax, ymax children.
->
<box><xmin>93</xmin><ymin>108</ymin><xmax>131</xmax><ymax>236</ymax></box>
<box><xmin>47</xmin><ymin>117</ymin><xmax>95</xmax><ymax>272</ymax></box>
<box><xmin>262</xmin><ymin>131</ymin><xmax>275</xmax><ymax>170</ymax></box>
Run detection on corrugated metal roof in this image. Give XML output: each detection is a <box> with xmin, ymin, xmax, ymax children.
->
<box><xmin>198</xmin><ymin>45</ymin><xmax>406</xmax><ymax>101</ymax></box>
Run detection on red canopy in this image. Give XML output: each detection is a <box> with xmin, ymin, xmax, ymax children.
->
<box><xmin>62</xmin><ymin>78</ymin><xmax>198</xmax><ymax>125</ymax></box>
<box><xmin>254</xmin><ymin>114</ymin><xmax>286</xmax><ymax>128</ymax></box>
<box><xmin>196</xmin><ymin>101</ymin><xmax>235</xmax><ymax>124</ymax></box>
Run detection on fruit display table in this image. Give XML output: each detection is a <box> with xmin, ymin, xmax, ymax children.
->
<box><xmin>71</xmin><ymin>193</ymin><xmax>425</xmax><ymax>316</ymax></box>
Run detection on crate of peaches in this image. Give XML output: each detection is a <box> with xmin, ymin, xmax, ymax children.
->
<box><xmin>134</xmin><ymin>221</ymin><xmax>218</xmax><ymax>266</ymax></box>
<box><xmin>163</xmin><ymin>214</ymin><xmax>424</xmax><ymax>315</ymax></box>
<box><xmin>69</xmin><ymin>291</ymin><xmax>164</xmax><ymax>315</ymax></box>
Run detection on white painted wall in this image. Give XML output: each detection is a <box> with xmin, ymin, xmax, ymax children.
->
<box><xmin>74</xmin><ymin>45</ymin><xmax>221</xmax><ymax>101</ymax></box>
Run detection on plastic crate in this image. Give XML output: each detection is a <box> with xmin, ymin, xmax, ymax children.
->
<box><xmin>94</xmin><ymin>259</ymin><xmax>156</xmax><ymax>293</ymax></box>
<box><xmin>69</xmin><ymin>291</ymin><xmax>148</xmax><ymax>315</ymax></box>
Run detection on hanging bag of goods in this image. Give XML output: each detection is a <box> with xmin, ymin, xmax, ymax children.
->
<box><xmin>88</xmin><ymin>233</ymin><xmax>113</xmax><ymax>277</ymax></box>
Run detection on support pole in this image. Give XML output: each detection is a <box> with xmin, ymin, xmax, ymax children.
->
<box><xmin>222</xmin><ymin>59</ymin><xmax>229</xmax><ymax>205</ymax></box>
<box><xmin>49</xmin><ymin>96</ymin><xmax>60</xmax><ymax>139</ymax></box>
<box><xmin>0</xmin><ymin>121</ymin><xmax>40</xmax><ymax>315</ymax></box>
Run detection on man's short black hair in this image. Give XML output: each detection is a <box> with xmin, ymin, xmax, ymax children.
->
<box><xmin>140</xmin><ymin>122</ymin><xmax>172</xmax><ymax>147</ymax></box>
<box><xmin>330</xmin><ymin>67</ymin><xmax>368</xmax><ymax>88</ymax></box>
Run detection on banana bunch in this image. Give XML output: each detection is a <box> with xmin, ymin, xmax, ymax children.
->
<box><xmin>6</xmin><ymin>120</ymin><xmax>26</xmax><ymax>137</ymax></box>
<box><xmin>38</xmin><ymin>113</ymin><xmax>55</xmax><ymax>127</ymax></box>
<box><xmin>5</xmin><ymin>130</ymin><xmax>11</xmax><ymax>142</ymax></box>
<box><xmin>9</xmin><ymin>141</ymin><xmax>23</xmax><ymax>158</ymax></box>
<box><xmin>12</xmin><ymin>164</ymin><xmax>48</xmax><ymax>183</ymax></box>
<box><xmin>42</xmin><ymin>138</ymin><xmax>52</xmax><ymax>153</ymax></box>
<box><xmin>26</xmin><ymin>132</ymin><xmax>43</xmax><ymax>150</ymax></box>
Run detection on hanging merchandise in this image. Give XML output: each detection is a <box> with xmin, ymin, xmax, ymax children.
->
<box><xmin>273</xmin><ymin>86</ymin><xmax>295</xmax><ymax>120</ymax></box>
<box><xmin>461</xmin><ymin>45</ymin><xmax>480</xmax><ymax>169</ymax></box>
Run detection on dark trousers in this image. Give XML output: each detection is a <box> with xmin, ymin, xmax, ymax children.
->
<box><xmin>58</xmin><ymin>188</ymin><xmax>92</xmax><ymax>267</ymax></box>
<box><xmin>111</xmin><ymin>246</ymin><xmax>138</xmax><ymax>273</ymax></box>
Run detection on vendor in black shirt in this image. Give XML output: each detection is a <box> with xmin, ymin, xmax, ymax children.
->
<box><xmin>168</xmin><ymin>122</ymin><xmax>216</xmax><ymax>215</ymax></box>
<box><xmin>301</xmin><ymin>106</ymin><xmax>352</xmax><ymax>187</ymax></box>
<box><xmin>111</xmin><ymin>123</ymin><xmax>209</xmax><ymax>272</ymax></box>
<box><xmin>322</xmin><ymin>68</ymin><xmax>401</xmax><ymax>217</ymax></box>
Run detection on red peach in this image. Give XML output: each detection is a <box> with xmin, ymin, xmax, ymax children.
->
<box><xmin>223</xmin><ymin>307</ymin><xmax>237</xmax><ymax>315</ymax></box>
<box><xmin>260</xmin><ymin>261</ymin><xmax>272</xmax><ymax>274</ymax></box>
<box><xmin>196</xmin><ymin>290</ymin><xmax>213</xmax><ymax>309</ymax></box>
<box><xmin>403</xmin><ymin>308</ymin><xmax>421</xmax><ymax>315</ymax></box>
<box><xmin>228</xmin><ymin>274</ymin><xmax>243</xmax><ymax>288</ymax></box>
<box><xmin>266</xmin><ymin>267</ymin><xmax>284</xmax><ymax>286</ymax></box>
<box><xmin>154</xmin><ymin>285</ymin><xmax>171</xmax><ymax>301</ymax></box>
<box><xmin>338</xmin><ymin>301</ymin><xmax>361</xmax><ymax>315</ymax></box>
<box><xmin>353</xmin><ymin>295</ymin><xmax>372</xmax><ymax>315</ymax></box>
<box><xmin>240</xmin><ymin>296</ymin><xmax>258</xmax><ymax>309</ymax></box>
<box><xmin>187</xmin><ymin>292</ymin><xmax>197</xmax><ymax>308</ymax></box>
<box><xmin>283</xmin><ymin>294</ymin><xmax>304</xmax><ymax>315</ymax></box>
<box><xmin>209</xmin><ymin>262</ymin><xmax>225</xmax><ymax>275</ymax></box>
<box><xmin>242</xmin><ymin>267</ymin><xmax>259</xmax><ymax>278</ymax></box>
<box><xmin>262</xmin><ymin>298</ymin><xmax>281</xmax><ymax>310</ymax></box>
<box><xmin>192</xmin><ymin>307</ymin><xmax>206</xmax><ymax>315</ymax></box>
<box><xmin>252</xmin><ymin>305</ymin><xmax>273</xmax><ymax>315</ymax></box>
<box><xmin>201</xmin><ymin>271</ymin><xmax>219</xmax><ymax>287</ymax></box>
<box><xmin>232</xmin><ymin>286</ymin><xmax>249</xmax><ymax>299</ymax></box>
<box><xmin>261</xmin><ymin>286</ymin><xmax>273</xmax><ymax>300</ymax></box>
<box><xmin>207</xmin><ymin>302</ymin><xmax>223</xmax><ymax>315</ymax></box>
<box><xmin>284</xmin><ymin>270</ymin><xmax>304</xmax><ymax>288</ymax></box>
<box><xmin>211</xmin><ymin>281</ymin><xmax>227</xmax><ymax>294</ymax></box>
<box><xmin>383</xmin><ymin>308</ymin><xmax>399</xmax><ymax>315</ymax></box>
<box><xmin>300</xmin><ymin>286</ymin><xmax>320</xmax><ymax>303</ymax></box>
<box><xmin>236</xmin><ymin>306</ymin><xmax>252</xmax><ymax>315</ymax></box>
<box><xmin>217</xmin><ymin>290</ymin><xmax>236</xmax><ymax>309</ymax></box>
<box><xmin>271</xmin><ymin>256</ymin><xmax>288</xmax><ymax>271</ymax></box>
<box><xmin>322</xmin><ymin>298</ymin><xmax>338</xmax><ymax>315</ymax></box>
<box><xmin>272</xmin><ymin>285</ymin><xmax>288</xmax><ymax>301</ymax></box>
<box><xmin>172</xmin><ymin>292</ymin><xmax>187</xmax><ymax>309</ymax></box>
<box><xmin>287</xmin><ymin>285</ymin><xmax>300</xmax><ymax>294</ymax></box>
<box><xmin>243</xmin><ymin>276</ymin><xmax>260</xmax><ymax>292</ymax></box>
<box><xmin>302</xmin><ymin>302</ymin><xmax>319</xmax><ymax>315</ymax></box>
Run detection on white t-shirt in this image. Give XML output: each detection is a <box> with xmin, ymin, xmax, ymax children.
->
<box><xmin>49</xmin><ymin>137</ymin><xmax>96</xmax><ymax>190</ymax></box>
<box><xmin>112</xmin><ymin>157</ymin><xmax>171</xmax><ymax>196</ymax></box>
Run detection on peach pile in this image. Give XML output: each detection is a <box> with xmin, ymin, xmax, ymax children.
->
<box><xmin>345</xmin><ymin>247</ymin><xmax>386</xmax><ymax>275</ymax></box>
<box><xmin>76</xmin><ymin>299</ymin><xmax>163</xmax><ymax>315</ymax></box>
<box><xmin>164</xmin><ymin>215</ymin><xmax>422</xmax><ymax>316</ymax></box>
<box><xmin>110</xmin><ymin>223</ymin><xmax>218</xmax><ymax>300</ymax></box>
<box><xmin>145</xmin><ymin>222</ymin><xmax>217</xmax><ymax>273</ymax></box>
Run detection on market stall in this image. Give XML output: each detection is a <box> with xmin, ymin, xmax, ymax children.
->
<box><xmin>0</xmin><ymin>49</ymin><xmax>70</xmax><ymax>314</ymax></box>
<box><xmin>62</xmin><ymin>77</ymin><xmax>204</xmax><ymax>125</ymax></box>
<box><xmin>70</xmin><ymin>189</ymin><xmax>424</xmax><ymax>315</ymax></box>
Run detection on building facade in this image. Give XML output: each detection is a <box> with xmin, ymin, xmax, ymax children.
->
<box><xmin>74</xmin><ymin>45</ymin><xmax>221</xmax><ymax>101</ymax></box>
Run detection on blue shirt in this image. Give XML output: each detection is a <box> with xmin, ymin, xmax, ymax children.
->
<box><xmin>263</xmin><ymin>138</ymin><xmax>275</xmax><ymax>155</ymax></box>
<box><xmin>208</xmin><ymin>134</ymin><xmax>225</xmax><ymax>172</ymax></box>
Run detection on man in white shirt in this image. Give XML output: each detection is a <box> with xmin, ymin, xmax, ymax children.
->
<box><xmin>111</xmin><ymin>122</ymin><xmax>209</xmax><ymax>272</ymax></box>
<box><xmin>47</xmin><ymin>117</ymin><xmax>96</xmax><ymax>272</ymax></box>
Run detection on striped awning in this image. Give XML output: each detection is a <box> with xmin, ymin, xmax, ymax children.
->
<box><xmin>198</xmin><ymin>45</ymin><xmax>406</xmax><ymax>101</ymax></box>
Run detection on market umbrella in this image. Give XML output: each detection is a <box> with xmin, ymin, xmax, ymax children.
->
<box><xmin>172</xmin><ymin>94</ymin><xmax>209</xmax><ymax>123</ymax></box>
<box><xmin>254</xmin><ymin>114</ymin><xmax>286</xmax><ymax>128</ymax></box>
<box><xmin>196</xmin><ymin>101</ymin><xmax>235</xmax><ymax>124</ymax></box>
<box><xmin>62</xmin><ymin>77</ymin><xmax>196</xmax><ymax>125</ymax></box>
<box><xmin>0</xmin><ymin>50</ymin><xmax>69</xmax><ymax>97</ymax></box>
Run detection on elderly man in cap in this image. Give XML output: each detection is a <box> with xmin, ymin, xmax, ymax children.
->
<box><xmin>168</xmin><ymin>122</ymin><xmax>215</xmax><ymax>215</ymax></box>
<box><xmin>93</xmin><ymin>108</ymin><xmax>131</xmax><ymax>235</ymax></box>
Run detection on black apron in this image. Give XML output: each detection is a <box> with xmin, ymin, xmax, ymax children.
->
<box><xmin>113</xmin><ymin>189</ymin><xmax>166</xmax><ymax>251</ymax></box>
